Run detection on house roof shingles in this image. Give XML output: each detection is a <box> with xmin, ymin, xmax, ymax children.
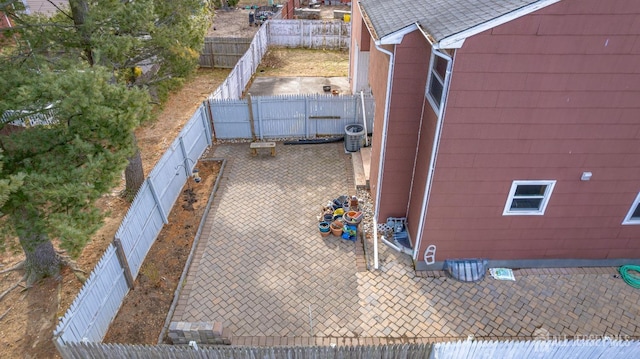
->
<box><xmin>359</xmin><ymin>0</ymin><xmax>545</xmax><ymax>42</ymax></box>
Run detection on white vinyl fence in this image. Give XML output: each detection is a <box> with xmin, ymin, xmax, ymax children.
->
<box><xmin>1</xmin><ymin>106</ymin><xmax>57</xmax><ymax>127</ymax></box>
<box><xmin>58</xmin><ymin>343</ymin><xmax>432</xmax><ymax>359</ymax></box>
<box><xmin>55</xmin><ymin>339</ymin><xmax>640</xmax><ymax>358</ymax></box>
<box><xmin>431</xmin><ymin>339</ymin><xmax>640</xmax><ymax>358</ymax></box>
<box><xmin>209</xmin><ymin>23</ymin><xmax>269</xmax><ymax>100</ymax></box>
<box><xmin>53</xmin><ymin>105</ymin><xmax>213</xmax><ymax>347</ymax></box>
<box><xmin>268</xmin><ymin>19</ymin><xmax>350</xmax><ymax>49</ymax></box>
<box><xmin>208</xmin><ymin>93</ymin><xmax>374</xmax><ymax>139</ymax></box>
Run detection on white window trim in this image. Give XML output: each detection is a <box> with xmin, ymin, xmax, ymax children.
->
<box><xmin>503</xmin><ymin>180</ymin><xmax>556</xmax><ymax>216</ymax></box>
<box><xmin>425</xmin><ymin>50</ymin><xmax>451</xmax><ymax>112</ymax></box>
<box><xmin>622</xmin><ymin>192</ymin><xmax>640</xmax><ymax>225</ymax></box>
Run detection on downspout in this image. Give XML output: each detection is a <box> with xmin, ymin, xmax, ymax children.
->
<box><xmin>412</xmin><ymin>43</ymin><xmax>454</xmax><ymax>261</ymax></box>
<box><xmin>360</xmin><ymin>90</ymin><xmax>369</xmax><ymax>147</ymax></box>
<box><xmin>372</xmin><ymin>43</ymin><xmax>395</xmax><ymax>270</ymax></box>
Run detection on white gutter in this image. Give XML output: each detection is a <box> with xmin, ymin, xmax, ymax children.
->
<box><xmin>372</xmin><ymin>43</ymin><xmax>395</xmax><ymax>270</ymax></box>
<box><xmin>412</xmin><ymin>28</ymin><xmax>454</xmax><ymax>261</ymax></box>
<box><xmin>360</xmin><ymin>90</ymin><xmax>369</xmax><ymax>147</ymax></box>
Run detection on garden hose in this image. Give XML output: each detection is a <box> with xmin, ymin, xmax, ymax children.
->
<box><xmin>619</xmin><ymin>265</ymin><xmax>640</xmax><ymax>289</ymax></box>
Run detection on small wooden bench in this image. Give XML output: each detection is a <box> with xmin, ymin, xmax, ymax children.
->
<box><xmin>250</xmin><ymin>141</ymin><xmax>276</xmax><ymax>157</ymax></box>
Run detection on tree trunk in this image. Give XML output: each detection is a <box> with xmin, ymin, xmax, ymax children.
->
<box><xmin>69</xmin><ymin>0</ymin><xmax>94</xmax><ymax>65</ymax></box>
<box><xmin>15</xmin><ymin>212</ymin><xmax>60</xmax><ymax>286</ymax></box>
<box><xmin>124</xmin><ymin>135</ymin><xmax>144</xmax><ymax>201</ymax></box>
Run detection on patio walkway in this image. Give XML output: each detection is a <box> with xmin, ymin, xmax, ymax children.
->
<box><xmin>173</xmin><ymin>142</ymin><xmax>640</xmax><ymax>346</ymax></box>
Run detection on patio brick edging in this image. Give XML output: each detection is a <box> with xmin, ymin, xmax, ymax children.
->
<box><xmin>168</xmin><ymin>321</ymin><xmax>232</xmax><ymax>345</ymax></box>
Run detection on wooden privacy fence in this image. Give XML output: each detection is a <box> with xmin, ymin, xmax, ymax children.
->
<box><xmin>208</xmin><ymin>93</ymin><xmax>374</xmax><ymax>139</ymax></box>
<box><xmin>200</xmin><ymin>37</ymin><xmax>254</xmax><ymax>68</ymax></box>
<box><xmin>57</xmin><ymin>343</ymin><xmax>432</xmax><ymax>359</ymax></box>
<box><xmin>53</xmin><ymin>105</ymin><xmax>213</xmax><ymax>347</ymax></box>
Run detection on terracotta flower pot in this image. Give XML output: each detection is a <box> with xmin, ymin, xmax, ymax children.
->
<box><xmin>330</xmin><ymin>221</ymin><xmax>343</xmax><ymax>236</ymax></box>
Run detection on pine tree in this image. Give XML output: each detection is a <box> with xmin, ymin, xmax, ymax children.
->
<box><xmin>3</xmin><ymin>0</ymin><xmax>212</xmax><ymax>198</ymax></box>
<box><xmin>0</xmin><ymin>61</ymin><xmax>150</xmax><ymax>284</ymax></box>
<box><xmin>0</xmin><ymin>0</ymin><xmax>211</xmax><ymax>284</ymax></box>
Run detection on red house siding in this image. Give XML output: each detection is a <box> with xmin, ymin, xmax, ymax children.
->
<box><xmin>349</xmin><ymin>5</ymin><xmax>369</xmax><ymax>52</ymax></box>
<box><xmin>417</xmin><ymin>0</ymin><xmax>640</xmax><ymax>263</ymax></box>
<box><xmin>349</xmin><ymin>3</ymin><xmax>367</xmax><ymax>90</ymax></box>
<box><xmin>370</xmin><ymin>31</ymin><xmax>430</xmax><ymax>225</ymax></box>
<box><xmin>367</xmin><ymin>44</ymin><xmax>391</xmax><ymax>212</ymax></box>
<box><xmin>406</xmin><ymin>100</ymin><xmax>438</xmax><ymax>242</ymax></box>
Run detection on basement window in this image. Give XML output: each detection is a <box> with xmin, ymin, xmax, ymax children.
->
<box><xmin>426</xmin><ymin>50</ymin><xmax>451</xmax><ymax>112</ymax></box>
<box><xmin>503</xmin><ymin>180</ymin><xmax>556</xmax><ymax>216</ymax></box>
<box><xmin>623</xmin><ymin>193</ymin><xmax>640</xmax><ymax>225</ymax></box>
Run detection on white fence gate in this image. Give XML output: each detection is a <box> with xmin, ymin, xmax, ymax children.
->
<box><xmin>53</xmin><ymin>105</ymin><xmax>213</xmax><ymax>346</ymax></box>
<box><xmin>209</xmin><ymin>93</ymin><xmax>374</xmax><ymax>139</ymax></box>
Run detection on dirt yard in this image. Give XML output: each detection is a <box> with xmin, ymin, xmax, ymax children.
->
<box><xmin>0</xmin><ymin>7</ymin><xmax>350</xmax><ymax>356</ymax></box>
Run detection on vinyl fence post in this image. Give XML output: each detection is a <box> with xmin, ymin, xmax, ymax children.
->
<box><xmin>204</xmin><ymin>101</ymin><xmax>216</xmax><ymax>143</ymax></box>
<box><xmin>247</xmin><ymin>93</ymin><xmax>257</xmax><ymax>141</ymax></box>
<box><xmin>113</xmin><ymin>238</ymin><xmax>135</xmax><ymax>289</ymax></box>
<box><xmin>304</xmin><ymin>97</ymin><xmax>309</xmax><ymax>139</ymax></box>
<box><xmin>178</xmin><ymin>137</ymin><xmax>191</xmax><ymax>176</ymax></box>
<box><xmin>148</xmin><ymin>178</ymin><xmax>169</xmax><ymax>224</ymax></box>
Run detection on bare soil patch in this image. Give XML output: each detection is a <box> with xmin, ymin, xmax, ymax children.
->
<box><xmin>257</xmin><ymin>47</ymin><xmax>348</xmax><ymax>77</ymax></box>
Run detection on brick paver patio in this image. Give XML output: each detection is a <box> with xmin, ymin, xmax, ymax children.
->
<box><xmin>173</xmin><ymin>142</ymin><xmax>640</xmax><ymax>346</ymax></box>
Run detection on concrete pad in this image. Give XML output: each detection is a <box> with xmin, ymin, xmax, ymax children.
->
<box><xmin>352</xmin><ymin>151</ymin><xmax>366</xmax><ymax>190</ymax></box>
<box><xmin>360</xmin><ymin>147</ymin><xmax>371</xmax><ymax>185</ymax></box>
<box><xmin>247</xmin><ymin>76</ymin><xmax>350</xmax><ymax>96</ymax></box>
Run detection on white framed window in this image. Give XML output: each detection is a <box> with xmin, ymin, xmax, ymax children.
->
<box><xmin>426</xmin><ymin>50</ymin><xmax>451</xmax><ymax>112</ymax></box>
<box><xmin>503</xmin><ymin>180</ymin><xmax>556</xmax><ymax>216</ymax></box>
<box><xmin>622</xmin><ymin>192</ymin><xmax>640</xmax><ymax>225</ymax></box>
